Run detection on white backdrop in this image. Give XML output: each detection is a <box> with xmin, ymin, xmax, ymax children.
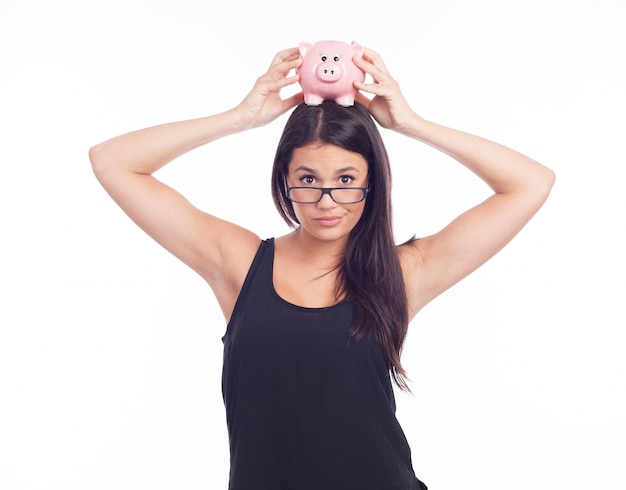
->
<box><xmin>1</xmin><ymin>1</ymin><xmax>625</xmax><ymax>489</ymax></box>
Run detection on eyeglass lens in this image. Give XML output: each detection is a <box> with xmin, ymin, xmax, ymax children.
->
<box><xmin>289</xmin><ymin>188</ymin><xmax>365</xmax><ymax>204</ymax></box>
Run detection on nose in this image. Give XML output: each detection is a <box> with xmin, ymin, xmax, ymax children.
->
<box><xmin>316</xmin><ymin>192</ymin><xmax>337</xmax><ymax>209</ymax></box>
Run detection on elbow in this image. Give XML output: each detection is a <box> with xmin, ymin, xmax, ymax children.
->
<box><xmin>540</xmin><ymin>166</ymin><xmax>556</xmax><ymax>200</ymax></box>
<box><xmin>512</xmin><ymin>164</ymin><xmax>556</xmax><ymax>209</ymax></box>
<box><xmin>527</xmin><ymin>165</ymin><xmax>556</xmax><ymax>209</ymax></box>
<box><xmin>88</xmin><ymin>142</ymin><xmax>110</xmax><ymax>180</ymax></box>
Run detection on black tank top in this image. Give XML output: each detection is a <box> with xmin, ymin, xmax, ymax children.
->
<box><xmin>222</xmin><ymin>239</ymin><xmax>427</xmax><ymax>489</ymax></box>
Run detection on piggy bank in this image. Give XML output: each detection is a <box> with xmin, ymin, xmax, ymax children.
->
<box><xmin>298</xmin><ymin>40</ymin><xmax>365</xmax><ymax>106</ymax></box>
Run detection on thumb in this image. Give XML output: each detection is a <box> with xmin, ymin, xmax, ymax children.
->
<box><xmin>354</xmin><ymin>92</ymin><xmax>372</xmax><ymax>109</ymax></box>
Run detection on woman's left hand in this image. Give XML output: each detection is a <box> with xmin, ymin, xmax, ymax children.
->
<box><xmin>353</xmin><ymin>47</ymin><xmax>418</xmax><ymax>133</ymax></box>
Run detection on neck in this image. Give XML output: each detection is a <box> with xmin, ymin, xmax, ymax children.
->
<box><xmin>286</xmin><ymin>227</ymin><xmax>348</xmax><ymax>266</ymax></box>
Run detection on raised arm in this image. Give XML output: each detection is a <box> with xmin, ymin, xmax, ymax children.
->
<box><xmin>89</xmin><ymin>47</ymin><xmax>303</xmax><ymax>319</ymax></box>
<box><xmin>354</xmin><ymin>47</ymin><xmax>555</xmax><ymax>318</ymax></box>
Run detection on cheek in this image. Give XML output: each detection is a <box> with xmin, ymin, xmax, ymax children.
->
<box><xmin>291</xmin><ymin>202</ymin><xmax>305</xmax><ymax>223</ymax></box>
<box><xmin>354</xmin><ymin>202</ymin><xmax>367</xmax><ymax>221</ymax></box>
<box><xmin>343</xmin><ymin>201</ymin><xmax>367</xmax><ymax>226</ymax></box>
<box><xmin>352</xmin><ymin>201</ymin><xmax>367</xmax><ymax>226</ymax></box>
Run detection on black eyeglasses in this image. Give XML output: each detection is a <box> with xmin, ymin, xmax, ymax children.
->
<box><xmin>287</xmin><ymin>186</ymin><xmax>369</xmax><ymax>204</ymax></box>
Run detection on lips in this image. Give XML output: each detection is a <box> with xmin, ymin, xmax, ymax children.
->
<box><xmin>314</xmin><ymin>216</ymin><xmax>343</xmax><ymax>227</ymax></box>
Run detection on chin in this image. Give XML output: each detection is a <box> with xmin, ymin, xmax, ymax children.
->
<box><xmin>302</xmin><ymin>223</ymin><xmax>354</xmax><ymax>244</ymax></box>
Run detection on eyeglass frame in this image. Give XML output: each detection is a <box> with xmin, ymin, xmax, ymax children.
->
<box><xmin>286</xmin><ymin>186</ymin><xmax>369</xmax><ymax>204</ymax></box>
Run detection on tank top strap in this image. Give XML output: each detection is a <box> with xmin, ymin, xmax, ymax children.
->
<box><xmin>226</xmin><ymin>238</ymin><xmax>274</xmax><ymax>329</ymax></box>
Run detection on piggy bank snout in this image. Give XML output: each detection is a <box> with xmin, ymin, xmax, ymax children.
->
<box><xmin>316</xmin><ymin>62</ymin><xmax>343</xmax><ymax>82</ymax></box>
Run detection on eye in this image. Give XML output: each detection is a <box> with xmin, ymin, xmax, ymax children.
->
<box><xmin>300</xmin><ymin>175</ymin><xmax>316</xmax><ymax>185</ymax></box>
<box><xmin>321</xmin><ymin>55</ymin><xmax>327</xmax><ymax>62</ymax></box>
<box><xmin>338</xmin><ymin>175</ymin><xmax>355</xmax><ymax>185</ymax></box>
<box><xmin>333</xmin><ymin>55</ymin><xmax>340</xmax><ymax>62</ymax></box>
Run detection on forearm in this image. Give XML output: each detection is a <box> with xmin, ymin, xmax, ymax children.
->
<box><xmin>89</xmin><ymin>107</ymin><xmax>247</xmax><ymax>176</ymax></box>
<box><xmin>403</xmin><ymin>113</ymin><xmax>555</xmax><ymax>197</ymax></box>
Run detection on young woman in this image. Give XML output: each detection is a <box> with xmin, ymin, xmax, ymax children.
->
<box><xmin>89</xmin><ymin>46</ymin><xmax>554</xmax><ymax>489</ymax></box>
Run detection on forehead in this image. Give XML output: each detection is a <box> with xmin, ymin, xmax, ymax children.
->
<box><xmin>288</xmin><ymin>144</ymin><xmax>368</xmax><ymax>174</ymax></box>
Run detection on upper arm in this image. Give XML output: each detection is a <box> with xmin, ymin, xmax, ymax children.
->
<box><xmin>91</xmin><ymin>155</ymin><xmax>260</xmax><ymax>317</ymax></box>
<box><xmin>399</xmin><ymin>186</ymin><xmax>553</xmax><ymax>319</ymax></box>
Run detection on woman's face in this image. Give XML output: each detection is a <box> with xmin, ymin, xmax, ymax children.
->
<box><xmin>286</xmin><ymin>143</ymin><xmax>369</xmax><ymax>244</ymax></box>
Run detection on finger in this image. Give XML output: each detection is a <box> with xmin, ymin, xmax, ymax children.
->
<box><xmin>252</xmin><ymin>70</ymin><xmax>298</xmax><ymax>100</ymax></box>
<box><xmin>270</xmin><ymin>56</ymin><xmax>303</xmax><ymax>81</ymax></box>
<box><xmin>354</xmin><ymin>91</ymin><xmax>372</xmax><ymax>108</ymax></box>
<box><xmin>269</xmin><ymin>47</ymin><xmax>300</xmax><ymax>67</ymax></box>
<box><xmin>353</xmin><ymin>54</ymin><xmax>391</xmax><ymax>85</ymax></box>
<box><xmin>354</xmin><ymin>80</ymin><xmax>390</xmax><ymax>98</ymax></box>
<box><xmin>362</xmin><ymin>47</ymin><xmax>389</xmax><ymax>72</ymax></box>
<box><xmin>258</xmin><ymin>73</ymin><xmax>300</xmax><ymax>95</ymax></box>
<box><xmin>282</xmin><ymin>91</ymin><xmax>304</xmax><ymax>110</ymax></box>
<box><xmin>275</xmin><ymin>46</ymin><xmax>300</xmax><ymax>60</ymax></box>
<box><xmin>276</xmin><ymin>73</ymin><xmax>300</xmax><ymax>89</ymax></box>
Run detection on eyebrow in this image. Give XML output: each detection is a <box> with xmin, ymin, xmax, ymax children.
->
<box><xmin>293</xmin><ymin>165</ymin><xmax>362</xmax><ymax>174</ymax></box>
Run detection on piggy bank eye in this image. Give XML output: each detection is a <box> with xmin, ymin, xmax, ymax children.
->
<box><xmin>321</xmin><ymin>55</ymin><xmax>327</xmax><ymax>62</ymax></box>
<box><xmin>333</xmin><ymin>55</ymin><xmax>340</xmax><ymax>62</ymax></box>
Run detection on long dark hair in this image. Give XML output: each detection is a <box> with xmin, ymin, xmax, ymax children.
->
<box><xmin>271</xmin><ymin>101</ymin><xmax>411</xmax><ymax>391</ymax></box>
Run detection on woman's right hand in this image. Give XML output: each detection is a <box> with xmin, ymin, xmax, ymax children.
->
<box><xmin>235</xmin><ymin>47</ymin><xmax>304</xmax><ymax>129</ymax></box>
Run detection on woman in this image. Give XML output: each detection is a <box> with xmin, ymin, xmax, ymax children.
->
<box><xmin>89</xmin><ymin>46</ymin><xmax>554</xmax><ymax>489</ymax></box>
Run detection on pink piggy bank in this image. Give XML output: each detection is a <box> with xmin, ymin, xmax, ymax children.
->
<box><xmin>298</xmin><ymin>40</ymin><xmax>365</xmax><ymax>106</ymax></box>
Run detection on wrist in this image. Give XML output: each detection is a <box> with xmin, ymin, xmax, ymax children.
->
<box><xmin>395</xmin><ymin>111</ymin><xmax>429</xmax><ymax>138</ymax></box>
<box><xmin>222</xmin><ymin>106</ymin><xmax>257</xmax><ymax>133</ymax></box>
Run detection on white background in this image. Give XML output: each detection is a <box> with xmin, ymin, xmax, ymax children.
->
<box><xmin>1</xmin><ymin>0</ymin><xmax>625</xmax><ymax>489</ymax></box>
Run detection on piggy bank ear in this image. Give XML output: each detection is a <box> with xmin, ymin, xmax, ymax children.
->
<box><xmin>299</xmin><ymin>42</ymin><xmax>314</xmax><ymax>57</ymax></box>
<box><xmin>350</xmin><ymin>41</ymin><xmax>364</xmax><ymax>57</ymax></box>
